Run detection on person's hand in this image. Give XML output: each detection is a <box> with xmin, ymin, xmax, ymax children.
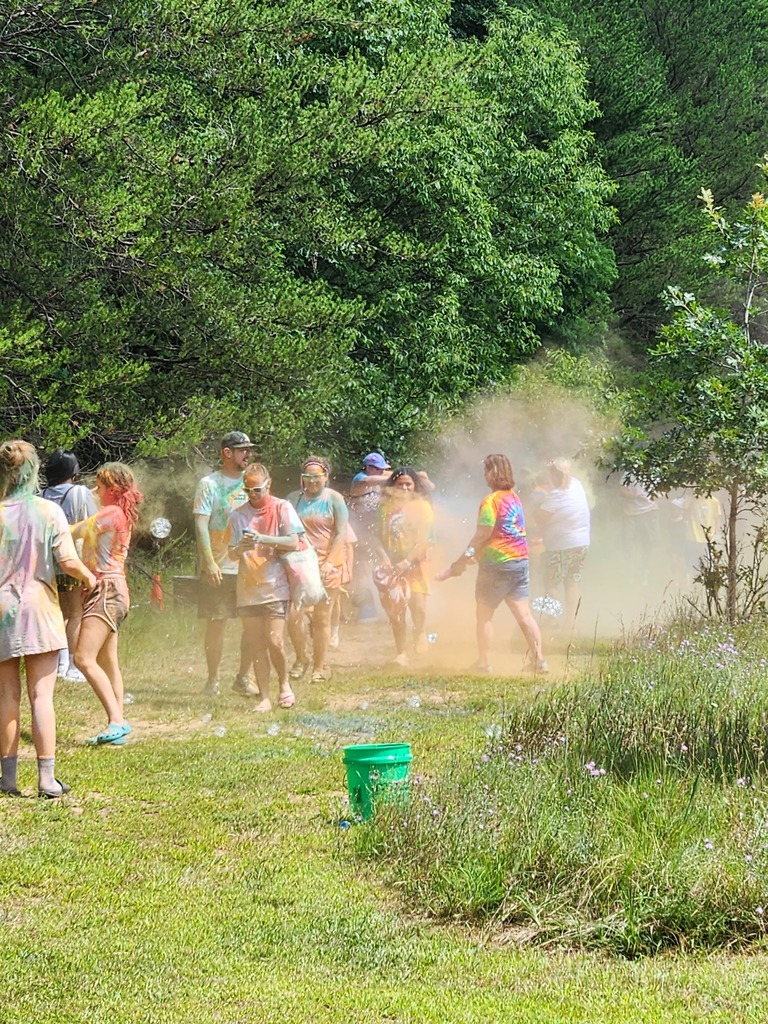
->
<box><xmin>205</xmin><ymin>563</ymin><xmax>223</xmax><ymax>586</ymax></box>
<box><xmin>320</xmin><ymin>563</ymin><xmax>339</xmax><ymax>582</ymax></box>
<box><xmin>83</xmin><ymin>571</ymin><xmax>97</xmax><ymax>591</ymax></box>
<box><xmin>393</xmin><ymin>559</ymin><xmax>411</xmax><ymax>578</ymax></box>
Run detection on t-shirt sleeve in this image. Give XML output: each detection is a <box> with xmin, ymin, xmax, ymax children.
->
<box><xmin>70</xmin><ymin>484</ymin><xmax>97</xmax><ymax>523</ymax></box>
<box><xmin>193</xmin><ymin>478</ymin><xmax>215</xmax><ymax>517</ymax></box>
<box><xmin>280</xmin><ymin>502</ymin><xmax>306</xmax><ymax>536</ymax></box>
<box><xmin>329</xmin><ymin>491</ymin><xmax>349</xmax><ymax>532</ymax></box>
<box><xmin>477</xmin><ymin>494</ymin><xmax>496</xmax><ymax>527</ymax></box>
<box><xmin>50</xmin><ymin>504</ymin><xmax>78</xmax><ymax>565</ymax></box>
<box><xmin>94</xmin><ymin>506</ymin><xmax>126</xmax><ymax>533</ymax></box>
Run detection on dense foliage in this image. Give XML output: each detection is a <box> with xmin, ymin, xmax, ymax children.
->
<box><xmin>0</xmin><ymin>0</ymin><xmax>615</xmax><ymax>464</ymax></box>
<box><xmin>453</xmin><ymin>0</ymin><xmax>768</xmax><ymax>337</ymax></box>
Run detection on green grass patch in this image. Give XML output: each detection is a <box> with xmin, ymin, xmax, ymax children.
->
<box><xmin>358</xmin><ymin>620</ymin><xmax>768</xmax><ymax>955</ymax></box>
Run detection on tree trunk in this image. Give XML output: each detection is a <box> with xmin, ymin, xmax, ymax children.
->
<box><xmin>727</xmin><ymin>480</ymin><xmax>739</xmax><ymax>624</ymax></box>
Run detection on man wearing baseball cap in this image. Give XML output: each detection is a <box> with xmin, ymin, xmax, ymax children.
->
<box><xmin>348</xmin><ymin>453</ymin><xmax>391</xmax><ymax>622</ymax></box>
<box><xmin>193</xmin><ymin>432</ymin><xmax>257</xmax><ymax>696</ymax></box>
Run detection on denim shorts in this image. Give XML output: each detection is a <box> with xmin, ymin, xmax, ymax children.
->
<box><xmin>475</xmin><ymin>559</ymin><xmax>530</xmax><ymax>609</ymax></box>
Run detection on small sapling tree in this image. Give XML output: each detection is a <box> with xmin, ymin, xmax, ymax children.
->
<box><xmin>613</xmin><ymin>166</ymin><xmax>768</xmax><ymax>621</ymax></box>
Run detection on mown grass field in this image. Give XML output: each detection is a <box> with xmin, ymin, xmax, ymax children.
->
<box><xmin>2</xmin><ymin>603</ymin><xmax>768</xmax><ymax>1023</ymax></box>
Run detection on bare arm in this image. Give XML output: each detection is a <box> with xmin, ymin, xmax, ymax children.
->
<box><xmin>195</xmin><ymin>513</ymin><xmax>221</xmax><ymax>585</ymax></box>
<box><xmin>57</xmin><ymin>555</ymin><xmax>96</xmax><ymax>590</ymax></box>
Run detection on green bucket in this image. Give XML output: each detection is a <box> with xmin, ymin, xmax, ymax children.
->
<box><xmin>343</xmin><ymin>743</ymin><xmax>413</xmax><ymax>821</ymax></box>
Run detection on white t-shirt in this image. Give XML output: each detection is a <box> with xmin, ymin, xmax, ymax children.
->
<box><xmin>228</xmin><ymin>497</ymin><xmax>305</xmax><ymax>606</ymax></box>
<box><xmin>539</xmin><ymin>478</ymin><xmax>591</xmax><ymax>551</ymax></box>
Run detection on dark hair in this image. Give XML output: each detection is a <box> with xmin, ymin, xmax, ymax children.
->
<box><xmin>45</xmin><ymin>449</ymin><xmax>80</xmax><ymax>487</ymax></box>
<box><xmin>386</xmin><ymin>466</ymin><xmax>426</xmax><ymax>495</ymax></box>
<box><xmin>483</xmin><ymin>454</ymin><xmax>514</xmax><ymax>491</ymax></box>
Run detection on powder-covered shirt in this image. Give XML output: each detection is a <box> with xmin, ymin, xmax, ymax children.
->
<box><xmin>193</xmin><ymin>470</ymin><xmax>247</xmax><ymax>574</ymax></box>
<box><xmin>538</xmin><ymin>478</ymin><xmax>591</xmax><ymax>551</ymax></box>
<box><xmin>288</xmin><ymin>488</ymin><xmax>349</xmax><ymax>568</ymax></box>
<box><xmin>40</xmin><ymin>483</ymin><xmax>97</xmax><ymax>525</ymax></box>
<box><xmin>478</xmin><ymin>490</ymin><xmax>529</xmax><ymax>563</ymax></box>
<box><xmin>228</xmin><ymin>497</ymin><xmax>305</xmax><ymax>606</ymax></box>
<box><xmin>0</xmin><ymin>495</ymin><xmax>77</xmax><ymax>660</ymax></box>
<box><xmin>77</xmin><ymin>505</ymin><xmax>132</xmax><ymax>578</ymax></box>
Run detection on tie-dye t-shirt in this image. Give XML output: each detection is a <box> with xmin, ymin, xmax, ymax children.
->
<box><xmin>77</xmin><ymin>506</ymin><xmax>131</xmax><ymax>578</ymax></box>
<box><xmin>0</xmin><ymin>495</ymin><xmax>78</xmax><ymax>660</ymax></box>
<box><xmin>228</xmin><ymin>497</ymin><xmax>305</xmax><ymax>606</ymax></box>
<box><xmin>478</xmin><ymin>490</ymin><xmax>528</xmax><ymax>563</ymax></box>
<box><xmin>289</xmin><ymin>488</ymin><xmax>349</xmax><ymax>567</ymax></box>
<box><xmin>193</xmin><ymin>471</ymin><xmax>247</xmax><ymax>575</ymax></box>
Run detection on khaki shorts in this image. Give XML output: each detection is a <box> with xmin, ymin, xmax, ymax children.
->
<box><xmin>82</xmin><ymin>576</ymin><xmax>130</xmax><ymax>632</ymax></box>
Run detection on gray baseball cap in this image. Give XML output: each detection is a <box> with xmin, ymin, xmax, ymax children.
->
<box><xmin>220</xmin><ymin>431</ymin><xmax>252</xmax><ymax>450</ymax></box>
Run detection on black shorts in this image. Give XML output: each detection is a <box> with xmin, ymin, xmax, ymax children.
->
<box><xmin>197</xmin><ymin>574</ymin><xmax>238</xmax><ymax>621</ymax></box>
<box><xmin>238</xmin><ymin>601</ymin><xmax>288</xmax><ymax>620</ymax></box>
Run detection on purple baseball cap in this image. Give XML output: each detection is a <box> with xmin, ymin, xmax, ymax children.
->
<box><xmin>363</xmin><ymin>452</ymin><xmax>390</xmax><ymax>470</ymax></box>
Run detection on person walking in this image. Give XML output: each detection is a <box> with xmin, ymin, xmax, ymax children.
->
<box><xmin>193</xmin><ymin>432</ymin><xmax>257</xmax><ymax>696</ymax></box>
<box><xmin>287</xmin><ymin>457</ymin><xmax>349</xmax><ymax>684</ymax></box>
<box><xmin>72</xmin><ymin>463</ymin><xmax>142</xmax><ymax>745</ymax></box>
<box><xmin>0</xmin><ymin>440</ymin><xmax>95</xmax><ymax>797</ymax></box>
<box><xmin>536</xmin><ymin>457</ymin><xmax>591</xmax><ymax>630</ymax></box>
<box><xmin>442</xmin><ymin>453</ymin><xmax>547</xmax><ymax>675</ymax></box>
<box><xmin>228</xmin><ymin>463</ymin><xmax>304</xmax><ymax>712</ymax></box>
<box><xmin>40</xmin><ymin>449</ymin><xmax>97</xmax><ymax>681</ymax></box>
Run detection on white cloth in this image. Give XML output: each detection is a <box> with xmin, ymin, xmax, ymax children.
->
<box><xmin>539</xmin><ymin>478</ymin><xmax>591</xmax><ymax>551</ymax></box>
<box><xmin>0</xmin><ymin>496</ymin><xmax>77</xmax><ymax>661</ymax></box>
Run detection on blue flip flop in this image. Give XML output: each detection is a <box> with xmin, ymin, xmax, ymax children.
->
<box><xmin>86</xmin><ymin>722</ymin><xmax>131</xmax><ymax>746</ymax></box>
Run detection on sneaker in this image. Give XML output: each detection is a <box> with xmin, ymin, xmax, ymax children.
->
<box><xmin>289</xmin><ymin>661</ymin><xmax>308</xmax><ymax>681</ymax></box>
<box><xmin>64</xmin><ymin>666</ymin><xmax>87</xmax><ymax>683</ymax></box>
<box><xmin>523</xmin><ymin>659</ymin><xmax>549</xmax><ymax>676</ymax></box>
<box><xmin>232</xmin><ymin>674</ymin><xmax>259</xmax><ymax>696</ymax></box>
<box><xmin>57</xmin><ymin>651</ymin><xmax>69</xmax><ymax>677</ymax></box>
<box><xmin>201</xmin><ymin>679</ymin><xmax>220</xmax><ymax>697</ymax></box>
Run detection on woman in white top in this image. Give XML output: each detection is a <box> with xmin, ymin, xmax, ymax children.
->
<box><xmin>537</xmin><ymin>458</ymin><xmax>591</xmax><ymax>629</ymax></box>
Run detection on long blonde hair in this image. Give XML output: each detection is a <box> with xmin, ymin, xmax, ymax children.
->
<box><xmin>0</xmin><ymin>439</ymin><xmax>39</xmax><ymax>499</ymax></box>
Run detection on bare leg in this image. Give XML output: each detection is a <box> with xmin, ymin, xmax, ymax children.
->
<box><xmin>204</xmin><ymin>619</ymin><xmax>226</xmax><ymax>680</ymax></box>
<box><xmin>389</xmin><ymin>607</ymin><xmax>408</xmax><ymax>657</ymax></box>
<box><xmin>75</xmin><ymin>618</ymin><xmax>124</xmax><ymax>726</ymax></box>
<box><xmin>243</xmin><ymin>617</ymin><xmax>272</xmax><ymax>711</ymax></box>
<box><xmin>59</xmin><ymin>589</ymin><xmax>83</xmax><ymax>669</ymax></box>
<box><xmin>409</xmin><ymin>592</ymin><xmax>427</xmax><ymax>650</ymax></box>
<box><xmin>266</xmin><ymin>618</ymin><xmax>293</xmax><ymax>703</ymax></box>
<box><xmin>0</xmin><ymin>657</ymin><xmax>22</xmax><ymax>758</ymax></box>
<box><xmin>96</xmin><ymin>630</ymin><xmax>124</xmax><ymax>709</ymax></box>
<box><xmin>505</xmin><ymin>597</ymin><xmax>544</xmax><ymax>662</ymax></box>
<box><xmin>287</xmin><ymin>606</ymin><xmax>307</xmax><ymax>666</ymax></box>
<box><xmin>237</xmin><ymin>624</ymin><xmax>252</xmax><ymax>677</ymax></box>
<box><xmin>475</xmin><ymin>602</ymin><xmax>495</xmax><ymax>669</ymax></box>
<box><xmin>25</xmin><ymin>651</ymin><xmax>59</xmax><ymax>758</ymax></box>
<box><xmin>311</xmin><ymin>600</ymin><xmax>331</xmax><ymax>673</ymax></box>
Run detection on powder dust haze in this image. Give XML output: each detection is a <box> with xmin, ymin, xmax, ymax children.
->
<box><xmin>418</xmin><ymin>387</ymin><xmax>715</xmax><ymax>677</ymax></box>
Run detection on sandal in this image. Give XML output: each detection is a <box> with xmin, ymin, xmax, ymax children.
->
<box><xmin>86</xmin><ymin>722</ymin><xmax>131</xmax><ymax>746</ymax></box>
<box><xmin>289</xmin><ymin>661</ymin><xmax>308</xmax><ymax>681</ymax></box>
<box><xmin>38</xmin><ymin>779</ymin><xmax>71</xmax><ymax>799</ymax></box>
<box><xmin>278</xmin><ymin>691</ymin><xmax>296</xmax><ymax>710</ymax></box>
<box><xmin>310</xmin><ymin>669</ymin><xmax>330</xmax><ymax>684</ymax></box>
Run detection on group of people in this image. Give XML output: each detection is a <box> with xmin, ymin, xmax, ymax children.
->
<box><xmin>193</xmin><ymin>436</ymin><xmax>583</xmax><ymax>709</ymax></box>
<box><xmin>0</xmin><ymin>440</ymin><xmax>141</xmax><ymax>798</ymax></box>
<box><xmin>0</xmin><ymin>428</ymin><xmax>591</xmax><ymax>797</ymax></box>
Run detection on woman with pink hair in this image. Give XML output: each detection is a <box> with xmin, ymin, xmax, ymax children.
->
<box><xmin>72</xmin><ymin>462</ymin><xmax>143</xmax><ymax>745</ymax></box>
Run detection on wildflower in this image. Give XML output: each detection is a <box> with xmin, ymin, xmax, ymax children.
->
<box><xmin>704</xmin><ymin>838</ymin><xmax>714</xmax><ymax>851</ymax></box>
<box><xmin>642</xmin><ymin>792</ymin><xmax>649</xmax><ymax>799</ymax></box>
<box><xmin>757</xmin><ymin>906</ymin><xmax>764</xmax><ymax>916</ymax></box>
<box><xmin>680</xmin><ymin>743</ymin><xmax>688</xmax><ymax>753</ymax></box>
<box><xmin>746</xmin><ymin>854</ymin><xmax>754</xmax><ymax>863</ymax></box>
<box><xmin>737</xmin><ymin>778</ymin><xmax>747</xmax><ymax>787</ymax></box>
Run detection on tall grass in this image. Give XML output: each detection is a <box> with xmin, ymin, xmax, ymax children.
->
<box><xmin>357</xmin><ymin>620</ymin><xmax>768</xmax><ymax>955</ymax></box>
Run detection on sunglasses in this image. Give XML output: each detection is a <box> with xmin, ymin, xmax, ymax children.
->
<box><xmin>301</xmin><ymin>473</ymin><xmax>326</xmax><ymax>480</ymax></box>
<box><xmin>245</xmin><ymin>482</ymin><xmax>270</xmax><ymax>495</ymax></box>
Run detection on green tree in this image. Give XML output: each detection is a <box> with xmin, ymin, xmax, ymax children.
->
<box><xmin>0</xmin><ymin>0</ymin><xmax>615</xmax><ymax>466</ymax></box>
<box><xmin>613</xmin><ymin>173</ymin><xmax>768</xmax><ymax>621</ymax></box>
<box><xmin>451</xmin><ymin>0</ymin><xmax>768</xmax><ymax>339</ymax></box>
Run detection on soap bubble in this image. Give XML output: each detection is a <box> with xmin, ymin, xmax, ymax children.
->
<box><xmin>201</xmin><ymin>713</ymin><xmax>212</xmax><ymax>724</ymax></box>
<box><xmin>427</xmin><ymin>633</ymin><xmax>438</xmax><ymax>644</ymax></box>
<box><xmin>213</xmin><ymin>725</ymin><xmax>227</xmax><ymax>738</ymax></box>
<box><xmin>267</xmin><ymin>722</ymin><xmax>281</xmax><ymax>737</ymax></box>
<box><xmin>407</xmin><ymin>695</ymin><xmax>421</xmax><ymax>709</ymax></box>
<box><xmin>123</xmin><ymin>693</ymin><xmax>135</xmax><ymax>706</ymax></box>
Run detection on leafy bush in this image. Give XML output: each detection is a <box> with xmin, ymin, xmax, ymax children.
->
<box><xmin>357</xmin><ymin>621</ymin><xmax>768</xmax><ymax>954</ymax></box>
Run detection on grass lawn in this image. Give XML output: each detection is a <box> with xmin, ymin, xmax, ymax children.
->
<box><xmin>2</xmin><ymin>605</ymin><xmax>767</xmax><ymax>1023</ymax></box>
